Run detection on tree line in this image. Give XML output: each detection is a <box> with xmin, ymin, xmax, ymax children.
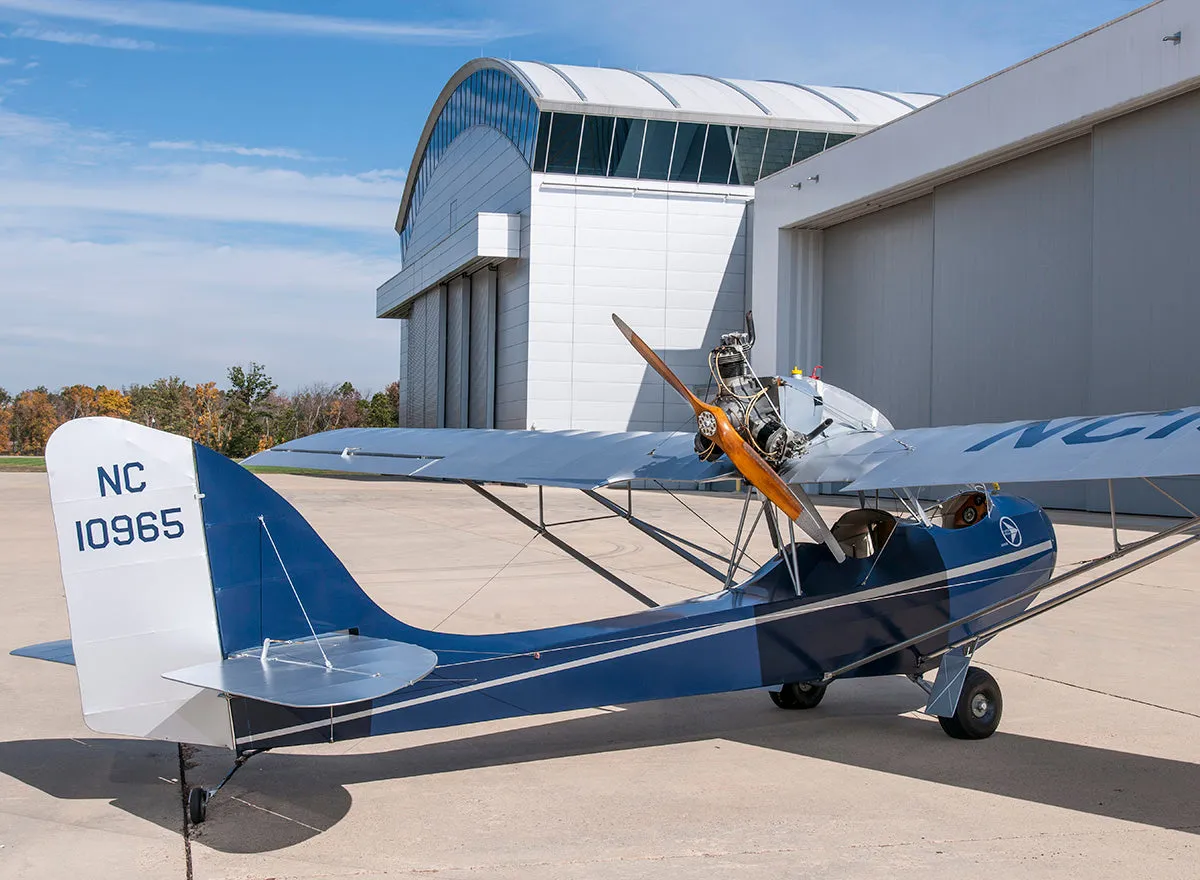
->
<box><xmin>0</xmin><ymin>363</ymin><xmax>399</xmax><ymax>458</ymax></box>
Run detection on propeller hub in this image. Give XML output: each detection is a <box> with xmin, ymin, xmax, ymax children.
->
<box><xmin>697</xmin><ymin>411</ymin><xmax>718</xmax><ymax>438</ymax></box>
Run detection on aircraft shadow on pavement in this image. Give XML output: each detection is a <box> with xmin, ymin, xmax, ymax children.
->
<box><xmin>1</xmin><ymin>678</ymin><xmax>1197</xmax><ymax>853</ymax></box>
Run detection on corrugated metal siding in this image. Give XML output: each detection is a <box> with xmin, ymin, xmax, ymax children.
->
<box><xmin>822</xmin><ymin>196</ymin><xmax>933</xmax><ymax>430</ymax></box>
<box><xmin>816</xmin><ymin>87</ymin><xmax>1200</xmax><ymax>514</ymax></box>
<box><xmin>469</xmin><ymin>267</ymin><xmax>497</xmax><ymax>428</ymax></box>
<box><xmin>445</xmin><ymin>276</ymin><xmax>469</xmax><ymax>428</ymax></box>
<box><xmin>404</xmin><ymin>297</ymin><xmax>426</xmax><ymax>428</ymax></box>
<box><xmin>1086</xmin><ymin>87</ymin><xmax>1200</xmax><ymax>513</ymax></box>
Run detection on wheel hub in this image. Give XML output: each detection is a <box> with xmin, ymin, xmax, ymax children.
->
<box><xmin>970</xmin><ymin>693</ymin><xmax>990</xmax><ymax>718</ymax></box>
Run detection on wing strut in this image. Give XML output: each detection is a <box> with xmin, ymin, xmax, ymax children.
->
<box><xmin>462</xmin><ymin>481</ymin><xmax>658</xmax><ymax>608</ymax></box>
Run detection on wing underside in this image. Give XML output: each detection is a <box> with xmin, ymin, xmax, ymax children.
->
<box><xmin>243</xmin><ymin>427</ymin><xmax>738</xmax><ymax>488</ymax></box>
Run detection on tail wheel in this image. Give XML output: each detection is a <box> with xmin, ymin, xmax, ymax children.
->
<box><xmin>188</xmin><ymin>786</ymin><xmax>209</xmax><ymax>824</ymax></box>
<box><xmin>769</xmin><ymin>681</ymin><xmax>827</xmax><ymax>710</ymax></box>
<box><xmin>938</xmin><ymin>667</ymin><xmax>1003</xmax><ymax>739</ymax></box>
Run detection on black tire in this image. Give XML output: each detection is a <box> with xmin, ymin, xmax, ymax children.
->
<box><xmin>938</xmin><ymin>667</ymin><xmax>1002</xmax><ymax>740</ymax></box>
<box><xmin>769</xmin><ymin>681</ymin><xmax>827</xmax><ymax>710</ymax></box>
<box><xmin>188</xmin><ymin>786</ymin><xmax>208</xmax><ymax>824</ymax></box>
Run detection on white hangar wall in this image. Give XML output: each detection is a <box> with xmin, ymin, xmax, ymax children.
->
<box><xmin>525</xmin><ymin>176</ymin><xmax>751</xmax><ymax>431</ymax></box>
<box><xmin>380</xmin><ymin>60</ymin><xmax>925</xmax><ymax>435</ymax></box>
<box><xmin>753</xmin><ymin>0</ymin><xmax>1200</xmax><ymax>513</ymax></box>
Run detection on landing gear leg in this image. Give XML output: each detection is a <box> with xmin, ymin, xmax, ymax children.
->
<box><xmin>769</xmin><ymin>681</ymin><xmax>827</xmax><ymax>710</ymax></box>
<box><xmin>187</xmin><ymin>748</ymin><xmax>266</xmax><ymax>824</ymax></box>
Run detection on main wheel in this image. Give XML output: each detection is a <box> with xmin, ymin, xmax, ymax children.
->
<box><xmin>769</xmin><ymin>681</ymin><xmax>827</xmax><ymax>710</ymax></box>
<box><xmin>188</xmin><ymin>786</ymin><xmax>208</xmax><ymax>824</ymax></box>
<box><xmin>938</xmin><ymin>667</ymin><xmax>1002</xmax><ymax>740</ymax></box>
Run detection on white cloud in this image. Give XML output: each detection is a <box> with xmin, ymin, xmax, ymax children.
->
<box><xmin>0</xmin><ymin>234</ymin><xmax>399</xmax><ymax>392</ymax></box>
<box><xmin>0</xmin><ymin>105</ymin><xmax>405</xmax><ymax>391</ymax></box>
<box><xmin>11</xmin><ymin>26</ymin><xmax>158</xmax><ymax>50</ymax></box>
<box><xmin>1</xmin><ymin>162</ymin><xmax>405</xmax><ymax>230</ymax></box>
<box><xmin>0</xmin><ymin>56</ymin><xmax>13</xmax><ymax>64</ymax></box>
<box><xmin>0</xmin><ymin>0</ymin><xmax>512</xmax><ymax>44</ymax></box>
<box><xmin>23</xmin><ymin>59</ymin><xmax>37</xmax><ymax>68</ymax></box>
<box><xmin>149</xmin><ymin>139</ymin><xmax>311</xmax><ymax>161</ymax></box>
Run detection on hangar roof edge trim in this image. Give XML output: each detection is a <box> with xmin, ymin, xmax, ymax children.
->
<box><xmin>394</xmin><ymin>58</ymin><xmax>939</xmax><ymax>239</ymax></box>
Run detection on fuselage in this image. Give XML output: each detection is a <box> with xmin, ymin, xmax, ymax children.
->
<box><xmin>228</xmin><ymin>491</ymin><xmax>1055</xmax><ymax>751</ymax></box>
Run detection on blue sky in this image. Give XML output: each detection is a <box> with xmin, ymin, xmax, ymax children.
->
<box><xmin>0</xmin><ymin>0</ymin><xmax>1141</xmax><ymax>394</ymax></box>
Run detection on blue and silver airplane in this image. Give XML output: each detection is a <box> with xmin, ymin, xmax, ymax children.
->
<box><xmin>13</xmin><ymin>314</ymin><xmax>1200</xmax><ymax>824</ymax></box>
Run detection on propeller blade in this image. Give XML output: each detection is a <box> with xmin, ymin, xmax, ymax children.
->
<box><xmin>611</xmin><ymin>314</ymin><xmax>704</xmax><ymax>412</ymax></box>
<box><xmin>613</xmin><ymin>312</ymin><xmax>815</xmax><ymax>529</ymax></box>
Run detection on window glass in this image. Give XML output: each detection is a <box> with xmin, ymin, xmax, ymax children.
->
<box><xmin>609</xmin><ymin>118</ymin><xmax>645</xmax><ymax>178</ymax></box>
<box><xmin>533</xmin><ymin>111</ymin><xmax>552</xmax><ymax>172</ymax></box>
<box><xmin>578</xmin><ymin>116</ymin><xmax>614</xmax><ymax>176</ymax></box>
<box><xmin>759</xmin><ymin>129</ymin><xmax>798</xmax><ymax>178</ymax></box>
<box><xmin>638</xmin><ymin>120</ymin><xmax>676</xmax><ymax>180</ymax></box>
<box><xmin>825</xmin><ymin>132</ymin><xmax>855</xmax><ymax>148</ymax></box>
<box><xmin>730</xmin><ymin>127</ymin><xmax>767</xmax><ymax>184</ymax></box>
<box><xmin>792</xmin><ymin>130</ymin><xmax>826</xmax><ymax>163</ymax></box>
<box><xmin>669</xmin><ymin>123</ymin><xmax>706</xmax><ymax>182</ymax></box>
<box><xmin>699</xmin><ymin>125</ymin><xmax>735</xmax><ymax>184</ymax></box>
<box><xmin>545</xmin><ymin>112</ymin><xmax>583</xmax><ymax>173</ymax></box>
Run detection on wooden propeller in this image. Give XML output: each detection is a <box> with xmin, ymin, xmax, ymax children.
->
<box><xmin>612</xmin><ymin>314</ymin><xmax>804</xmax><ymax>522</ymax></box>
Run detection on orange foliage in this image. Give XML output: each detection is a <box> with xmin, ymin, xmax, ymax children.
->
<box><xmin>96</xmin><ymin>387</ymin><xmax>132</xmax><ymax>418</ymax></box>
<box><xmin>187</xmin><ymin>382</ymin><xmax>222</xmax><ymax>448</ymax></box>
<box><xmin>13</xmin><ymin>390</ymin><xmax>61</xmax><ymax>455</ymax></box>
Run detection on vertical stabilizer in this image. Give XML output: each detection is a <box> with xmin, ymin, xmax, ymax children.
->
<box><xmin>45</xmin><ymin>418</ymin><xmax>233</xmax><ymax>748</ymax></box>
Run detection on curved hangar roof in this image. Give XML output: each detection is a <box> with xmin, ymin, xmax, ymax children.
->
<box><xmin>511</xmin><ymin>60</ymin><xmax>937</xmax><ymax>124</ymax></box>
<box><xmin>396</xmin><ymin>58</ymin><xmax>938</xmax><ymax>255</ymax></box>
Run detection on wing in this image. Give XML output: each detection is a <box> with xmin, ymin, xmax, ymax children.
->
<box><xmin>242</xmin><ymin>427</ymin><xmax>737</xmax><ymax>489</ymax></box>
<box><xmin>782</xmin><ymin>406</ymin><xmax>1200</xmax><ymax>491</ymax></box>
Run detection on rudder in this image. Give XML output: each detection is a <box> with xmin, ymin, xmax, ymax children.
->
<box><xmin>44</xmin><ymin>417</ymin><xmax>232</xmax><ymax>748</ymax></box>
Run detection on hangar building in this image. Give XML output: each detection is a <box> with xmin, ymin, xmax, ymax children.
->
<box><xmin>378</xmin><ymin>1</ymin><xmax>1199</xmax><ymax>514</ymax></box>
<box><xmin>751</xmin><ymin>0</ymin><xmax>1200</xmax><ymax>513</ymax></box>
<box><xmin>377</xmin><ymin>61</ymin><xmax>932</xmax><ymax>432</ymax></box>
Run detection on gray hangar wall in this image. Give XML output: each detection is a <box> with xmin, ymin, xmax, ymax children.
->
<box><xmin>819</xmin><ymin>87</ymin><xmax>1200</xmax><ymax>514</ymax></box>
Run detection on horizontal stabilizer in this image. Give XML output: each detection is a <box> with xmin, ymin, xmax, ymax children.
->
<box><xmin>162</xmin><ymin>634</ymin><xmax>438</xmax><ymax>708</ymax></box>
<box><xmin>11</xmin><ymin>639</ymin><xmax>76</xmax><ymax>666</ymax></box>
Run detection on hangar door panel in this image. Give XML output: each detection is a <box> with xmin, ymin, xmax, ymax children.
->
<box><xmin>1092</xmin><ymin>90</ymin><xmax>1200</xmax><ymax>415</ymax></box>
<box><xmin>1088</xmin><ymin>89</ymin><xmax>1200</xmax><ymax>515</ymax></box>
<box><xmin>931</xmin><ymin>135</ymin><xmax>1092</xmax><ymax>428</ymax></box>
<box><xmin>404</xmin><ymin>288</ymin><xmax>446</xmax><ymax>428</ymax></box>
<box><xmin>469</xmin><ymin>268</ymin><xmax>497</xmax><ymax>428</ymax></box>
<box><xmin>932</xmin><ymin>136</ymin><xmax>1093</xmax><ymax>509</ymax></box>
<box><xmin>822</xmin><ymin>196</ymin><xmax>933</xmax><ymax>430</ymax></box>
<box><xmin>445</xmin><ymin>277</ymin><xmax>469</xmax><ymax>429</ymax></box>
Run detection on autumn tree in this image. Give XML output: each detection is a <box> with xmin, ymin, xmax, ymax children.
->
<box><xmin>95</xmin><ymin>387</ymin><xmax>131</xmax><ymax>418</ymax></box>
<box><xmin>12</xmin><ymin>388</ymin><xmax>60</xmax><ymax>455</ymax></box>
<box><xmin>0</xmin><ymin>388</ymin><xmax>12</xmax><ymax>454</ymax></box>
<box><xmin>187</xmin><ymin>382</ymin><xmax>222</xmax><ymax>449</ymax></box>
<box><xmin>223</xmin><ymin>362</ymin><xmax>278</xmax><ymax>458</ymax></box>
<box><xmin>361</xmin><ymin>382</ymin><xmax>400</xmax><ymax>428</ymax></box>
<box><xmin>129</xmin><ymin>377</ymin><xmax>193</xmax><ymax>435</ymax></box>
<box><xmin>58</xmin><ymin>384</ymin><xmax>99</xmax><ymax>419</ymax></box>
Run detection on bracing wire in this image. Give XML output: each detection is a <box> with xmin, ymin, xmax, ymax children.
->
<box><xmin>258</xmin><ymin>515</ymin><xmax>333</xmax><ymax>670</ymax></box>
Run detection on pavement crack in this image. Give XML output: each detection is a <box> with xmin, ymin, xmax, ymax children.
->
<box><xmin>987</xmin><ymin>663</ymin><xmax>1200</xmax><ymax>720</ymax></box>
<box><xmin>176</xmin><ymin>743</ymin><xmax>194</xmax><ymax>880</ymax></box>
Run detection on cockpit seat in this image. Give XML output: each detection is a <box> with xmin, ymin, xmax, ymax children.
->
<box><xmin>830</xmin><ymin>509</ymin><xmax>897</xmax><ymax>560</ymax></box>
